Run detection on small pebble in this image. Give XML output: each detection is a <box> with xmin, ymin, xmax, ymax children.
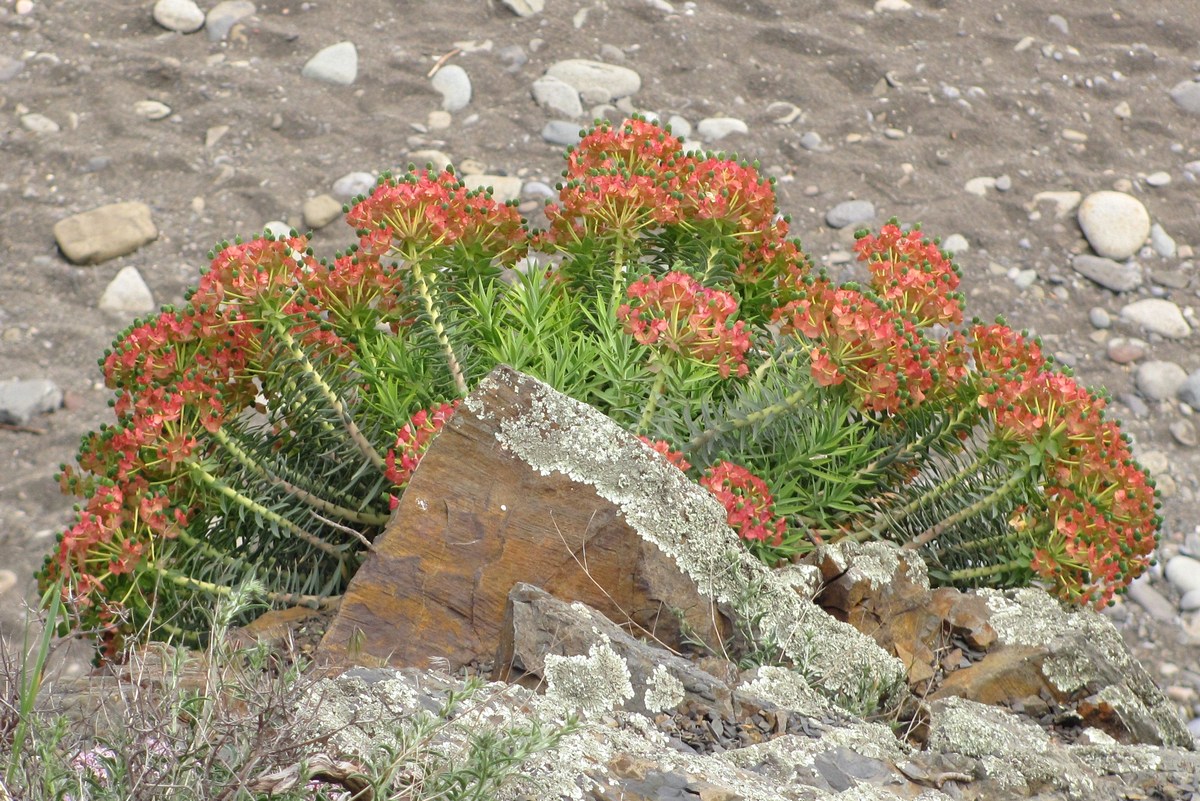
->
<box><xmin>1121</xmin><ymin>298</ymin><xmax>1191</xmax><ymax>339</ymax></box>
<box><xmin>134</xmin><ymin>100</ymin><xmax>172</xmax><ymax>120</ymax></box>
<box><xmin>99</xmin><ymin>266</ymin><xmax>156</xmax><ymax>316</ymax></box>
<box><xmin>0</xmin><ymin>570</ymin><xmax>16</xmax><ymax>596</ymax></box>
<box><xmin>1135</xmin><ymin>360</ymin><xmax>1187</xmax><ymax>402</ymax></box>
<box><xmin>1106</xmin><ymin>336</ymin><xmax>1147</xmax><ymax>363</ymax></box>
<box><xmin>1149</xmin><ymin>224</ymin><xmax>1177</xmax><ymax>258</ymax></box>
<box><xmin>206</xmin><ymin>0</ymin><xmax>255</xmax><ymax>42</ymax></box>
<box><xmin>1181</xmin><ymin>589</ymin><xmax>1200</xmax><ymax>612</ymax></box>
<box><xmin>20</xmin><ymin>113</ymin><xmax>59</xmax><ymax>133</ymax></box>
<box><xmin>1071</xmin><ymin>254</ymin><xmax>1142</xmax><ymax>293</ymax></box>
<box><xmin>666</xmin><ymin>115</ymin><xmax>691</xmax><ymax>139</ymax></box>
<box><xmin>696</xmin><ymin>117</ymin><xmax>749</xmax><ymax>142</ymax></box>
<box><xmin>263</xmin><ymin>220</ymin><xmax>291</xmax><ymax>239</ymax></box>
<box><xmin>302</xmin><ymin>41</ymin><xmax>358</xmax><ymax>86</ymax></box>
<box><xmin>332</xmin><ymin>171</ymin><xmax>376</xmax><ymax>198</ymax></box>
<box><xmin>1170</xmin><ymin>420</ymin><xmax>1198</xmax><ymax>448</ymax></box>
<box><xmin>1088</xmin><ymin>307</ymin><xmax>1111</xmax><ymax>329</ymax></box>
<box><xmin>1113</xmin><ymin>101</ymin><xmax>1132</xmax><ymax>119</ymax></box>
<box><xmin>941</xmin><ymin>234</ymin><xmax>969</xmax><ymax>254</ymax></box>
<box><xmin>302</xmin><ymin>195</ymin><xmax>343</xmax><ymax>229</ymax></box>
<box><xmin>153</xmin><ymin>0</ymin><xmax>206</xmax><ymax>33</ymax></box>
<box><xmin>1166</xmin><ymin>555</ymin><xmax>1200</xmax><ymax>595</ymax></box>
<box><xmin>994</xmin><ymin>174</ymin><xmax>1013</xmax><ymax>191</ymax></box>
<box><xmin>1178</xmin><ymin>372</ymin><xmax>1200</xmax><ymax>408</ymax></box>
<box><xmin>1145</xmin><ymin>171</ymin><xmax>1172</xmax><ymax>187</ymax></box>
<box><xmin>964</xmin><ymin>176</ymin><xmax>996</xmax><ymax>197</ymax></box>
<box><xmin>542</xmin><ymin>120</ymin><xmax>583</xmax><ymax>146</ymax></box>
<box><xmin>825</xmin><ymin>200</ymin><xmax>875</xmax><ymax>229</ymax></box>
<box><xmin>431</xmin><ymin>64</ymin><xmax>472</xmax><ymax>111</ymax></box>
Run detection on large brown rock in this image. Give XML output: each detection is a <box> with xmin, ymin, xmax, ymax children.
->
<box><xmin>317</xmin><ymin>366</ymin><xmax>729</xmax><ymax>672</ymax></box>
<box><xmin>53</xmin><ymin>201</ymin><xmax>158</xmax><ymax>264</ymax></box>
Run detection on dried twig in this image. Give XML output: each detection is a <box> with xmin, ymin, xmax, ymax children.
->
<box><xmin>427</xmin><ymin>48</ymin><xmax>461</xmax><ymax>78</ymax></box>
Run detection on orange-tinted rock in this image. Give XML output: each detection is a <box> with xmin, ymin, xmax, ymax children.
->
<box><xmin>929</xmin><ymin>588</ymin><xmax>997</xmax><ymax>650</ymax></box>
<box><xmin>932</xmin><ymin>645</ymin><xmax>1049</xmax><ymax>705</ymax></box>
<box><xmin>317</xmin><ymin>366</ymin><xmax>728</xmax><ymax>672</ymax></box>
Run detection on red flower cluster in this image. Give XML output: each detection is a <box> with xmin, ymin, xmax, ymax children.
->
<box><xmin>618</xmin><ymin>272</ymin><xmax>751</xmax><ymax>378</ymax></box>
<box><xmin>773</xmin><ymin>279</ymin><xmax>967</xmax><ymax>413</ymax></box>
<box><xmin>969</xmin><ymin>323</ymin><xmax>1157</xmax><ymax>606</ymax></box>
<box><xmin>385</xmin><ymin>401</ymin><xmax>460</xmax><ymax>503</ymax></box>
<box><xmin>638</xmin><ymin>436</ymin><xmax>693</xmax><ymax>472</ymax></box>
<box><xmin>345</xmin><ymin>169</ymin><xmax>526</xmax><ymax>261</ymax></box>
<box><xmin>540</xmin><ymin>118</ymin><xmax>801</xmax><ymax>294</ymax></box>
<box><xmin>854</xmin><ymin>223</ymin><xmax>964</xmax><ymax>327</ymax></box>
<box><xmin>700</xmin><ymin>461</ymin><xmax>787</xmax><ymax>547</ymax></box>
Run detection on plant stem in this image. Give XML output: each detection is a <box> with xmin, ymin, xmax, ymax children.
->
<box><xmin>151</xmin><ymin>565</ymin><xmax>341</xmax><ymax>609</ymax></box>
<box><xmin>410</xmin><ymin>260</ymin><xmax>469</xmax><ymax>397</ymax></box>
<box><xmin>682</xmin><ymin>384</ymin><xmax>811</xmax><ymax>455</ymax></box>
<box><xmin>610</xmin><ymin>235</ymin><xmax>627</xmax><ymax>311</ymax></box>
<box><xmin>902</xmin><ymin>462</ymin><xmax>1035</xmax><ymax>551</ymax></box>
<box><xmin>946</xmin><ymin>559</ymin><xmax>1029</xmax><ymax>582</ymax></box>
<box><xmin>186</xmin><ymin>460</ymin><xmax>347</xmax><ymax>561</ymax></box>
<box><xmin>637</xmin><ymin>367</ymin><xmax>668</xmax><ymax>435</ymax></box>
<box><xmin>212</xmin><ymin>427</ymin><xmax>389</xmax><ymax>526</ymax></box>
<box><xmin>264</xmin><ymin>314</ymin><xmax>390</xmax><ymax>472</ymax></box>
<box><xmin>862</xmin><ymin>444</ymin><xmax>998</xmax><ymax>540</ymax></box>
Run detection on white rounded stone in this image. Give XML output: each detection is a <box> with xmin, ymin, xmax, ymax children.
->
<box><xmin>100</xmin><ymin>266</ymin><xmax>156</xmax><ymax>315</ymax></box>
<box><xmin>1166</xmin><ymin>555</ymin><xmax>1200</xmax><ymax>595</ymax></box>
<box><xmin>1078</xmin><ymin>190</ymin><xmax>1151</xmax><ymax>260</ymax></box>
<box><xmin>153</xmin><ymin>0</ymin><xmax>205</xmax><ymax>33</ymax></box>
<box><xmin>431</xmin><ymin>64</ymin><xmax>472</xmax><ymax>111</ymax></box>
<box><xmin>302</xmin><ymin>41</ymin><xmax>358</xmax><ymax>86</ymax></box>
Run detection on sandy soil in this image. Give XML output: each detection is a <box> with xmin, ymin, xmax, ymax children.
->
<box><xmin>2</xmin><ymin>0</ymin><xmax>1199</xmax><ymax>715</ymax></box>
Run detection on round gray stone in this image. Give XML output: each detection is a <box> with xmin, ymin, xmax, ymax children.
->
<box><xmin>332</xmin><ymin>171</ymin><xmax>376</xmax><ymax>199</ymax></box>
<box><xmin>1177</xmin><ymin>371</ymin><xmax>1200</xmax><ymax>408</ymax></box>
<box><xmin>532</xmin><ymin>75</ymin><xmax>583</xmax><ymax>118</ymax></box>
<box><xmin>541</xmin><ymin>120</ymin><xmax>583</xmax><ymax>146</ymax></box>
<box><xmin>941</xmin><ymin>233</ymin><xmax>969</xmax><ymax>254</ymax></box>
<box><xmin>0</xmin><ymin>379</ymin><xmax>63</xmax><ymax>426</ymax></box>
<box><xmin>302</xmin><ymin>41</ymin><xmax>358</xmax><ymax>86</ymax></box>
<box><xmin>1170</xmin><ymin>420</ymin><xmax>1198</xmax><ymax>448</ymax></box>
<box><xmin>545</xmin><ymin>59</ymin><xmax>641</xmax><ymax>102</ymax></box>
<box><xmin>1135</xmin><ymin>360</ymin><xmax>1187</xmax><ymax>401</ymax></box>
<box><xmin>431</xmin><ymin>64</ymin><xmax>472</xmax><ymax>111</ymax></box>
<box><xmin>1181</xmin><ymin>589</ymin><xmax>1200</xmax><ymax>612</ymax></box>
<box><xmin>825</xmin><ymin>200</ymin><xmax>875</xmax><ymax>229</ymax></box>
<box><xmin>1078</xmin><ymin>191</ymin><xmax>1151</xmax><ymax>260</ymax></box>
<box><xmin>666</xmin><ymin>115</ymin><xmax>691</xmax><ymax>139</ymax></box>
<box><xmin>1088</xmin><ymin>307</ymin><xmax>1112</xmax><ymax>329</ymax></box>
<box><xmin>1120</xmin><ymin>298</ymin><xmax>1191</xmax><ymax>339</ymax></box>
<box><xmin>1170</xmin><ymin>79</ymin><xmax>1200</xmax><ymax>115</ymax></box>
<box><xmin>500</xmin><ymin>0</ymin><xmax>544</xmax><ymax>16</ymax></box>
<box><xmin>0</xmin><ymin>55</ymin><xmax>24</xmax><ymax>82</ymax></box>
<box><xmin>696</xmin><ymin>117</ymin><xmax>749</xmax><ymax>142</ymax></box>
<box><xmin>206</xmin><ymin>0</ymin><xmax>255</xmax><ymax>42</ymax></box>
<box><xmin>153</xmin><ymin>0</ymin><xmax>205</xmax><ymax>33</ymax></box>
<box><xmin>1071</xmin><ymin>254</ymin><xmax>1142</xmax><ymax>292</ymax></box>
<box><xmin>1165</xmin><ymin>555</ymin><xmax>1200</xmax><ymax>595</ymax></box>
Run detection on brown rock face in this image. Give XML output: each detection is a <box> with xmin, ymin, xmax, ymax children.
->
<box><xmin>317</xmin><ymin>366</ymin><xmax>728</xmax><ymax>672</ymax></box>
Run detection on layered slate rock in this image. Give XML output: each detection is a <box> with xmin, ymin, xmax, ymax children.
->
<box><xmin>319</xmin><ymin>367</ymin><xmax>904</xmax><ymax>714</ymax></box>
<box><xmin>318</xmin><ymin>366</ymin><xmax>731</xmax><ymax>671</ymax></box>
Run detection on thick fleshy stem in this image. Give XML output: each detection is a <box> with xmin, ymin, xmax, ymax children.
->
<box><xmin>264</xmin><ymin>314</ymin><xmax>390</xmax><ymax>472</ymax></box>
<box><xmin>637</xmin><ymin>365</ymin><xmax>668</xmax><ymax>435</ymax></box>
<box><xmin>212</xmin><ymin>427</ymin><xmax>389</xmax><ymax>527</ymax></box>
<box><xmin>410</xmin><ymin>260</ymin><xmax>469</xmax><ymax>397</ymax></box>
<box><xmin>186</xmin><ymin>460</ymin><xmax>348</xmax><ymax>562</ymax></box>
<box><xmin>683</xmin><ymin>384</ymin><xmax>811</xmax><ymax>455</ymax></box>
<box><xmin>902</xmin><ymin>461</ymin><xmax>1036</xmax><ymax>551</ymax></box>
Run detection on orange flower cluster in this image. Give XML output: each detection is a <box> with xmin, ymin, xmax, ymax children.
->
<box><xmin>541</xmin><ymin>118</ymin><xmax>801</xmax><ymax>290</ymax></box>
<box><xmin>854</xmin><ymin>223</ymin><xmax>964</xmax><ymax>327</ymax></box>
<box><xmin>618</xmin><ymin>271</ymin><xmax>752</xmax><ymax>378</ymax></box>
<box><xmin>773</xmin><ymin>278</ymin><xmax>968</xmax><ymax>414</ymax></box>
<box><xmin>700</xmin><ymin>461</ymin><xmax>787</xmax><ymax>547</ymax></box>
<box><xmin>969</xmin><ymin>324</ymin><xmax>1158</xmax><ymax>606</ymax></box>
<box><xmin>345</xmin><ymin>169</ymin><xmax>526</xmax><ymax>260</ymax></box>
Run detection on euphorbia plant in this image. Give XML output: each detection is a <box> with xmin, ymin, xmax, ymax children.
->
<box><xmin>41</xmin><ymin>118</ymin><xmax>1159</xmax><ymax>656</ymax></box>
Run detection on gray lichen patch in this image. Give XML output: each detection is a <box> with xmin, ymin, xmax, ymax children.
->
<box><xmin>643</xmin><ymin>664</ymin><xmax>686</xmax><ymax>713</ymax></box>
<box><xmin>928</xmin><ymin>696</ymin><xmax>1098</xmax><ymax>799</ymax></box>
<box><xmin>740</xmin><ymin>665</ymin><xmax>830</xmax><ymax>719</ymax></box>
<box><xmin>543</xmin><ymin>637</ymin><xmax>634</xmax><ymax>717</ymax></box>
<box><xmin>720</xmin><ymin>719</ymin><xmax>907</xmax><ymax>776</ymax></box>
<box><xmin>299</xmin><ymin>670</ymin><xmax>424</xmax><ymax>759</ymax></box>
<box><xmin>484</xmin><ymin>370</ymin><xmax>906</xmax><ymax>713</ymax></box>
<box><xmin>819</xmin><ymin>540</ymin><xmax>927</xmax><ymax>592</ymax></box>
<box><xmin>1071</xmin><ymin>742</ymin><xmax>1163</xmax><ymax>774</ymax></box>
